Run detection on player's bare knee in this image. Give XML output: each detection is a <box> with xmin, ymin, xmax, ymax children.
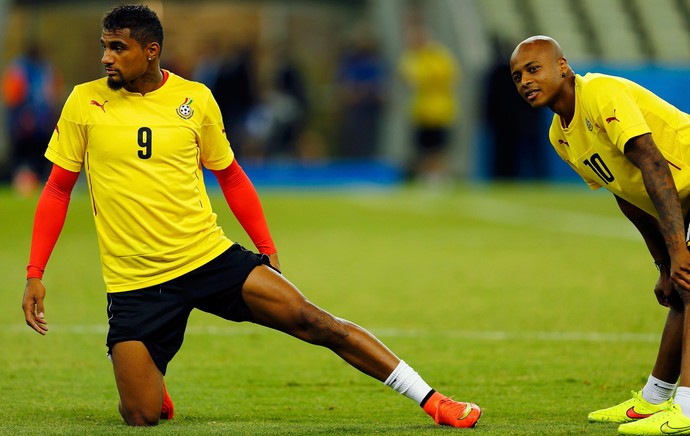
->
<box><xmin>119</xmin><ymin>402</ymin><xmax>160</xmax><ymax>427</ymax></box>
<box><xmin>299</xmin><ymin>305</ymin><xmax>350</xmax><ymax>346</ymax></box>
<box><xmin>122</xmin><ymin>411</ymin><xmax>160</xmax><ymax>427</ymax></box>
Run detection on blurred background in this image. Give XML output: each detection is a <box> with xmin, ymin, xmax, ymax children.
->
<box><xmin>2</xmin><ymin>0</ymin><xmax>690</xmax><ymax>193</ymax></box>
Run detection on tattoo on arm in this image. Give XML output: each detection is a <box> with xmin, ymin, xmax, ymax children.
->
<box><xmin>625</xmin><ymin>134</ymin><xmax>686</xmax><ymax>252</ymax></box>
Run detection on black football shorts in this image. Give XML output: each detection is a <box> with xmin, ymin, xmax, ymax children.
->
<box><xmin>105</xmin><ymin>243</ymin><xmax>271</xmax><ymax>374</ymax></box>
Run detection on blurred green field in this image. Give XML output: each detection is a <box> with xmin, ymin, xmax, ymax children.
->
<box><xmin>0</xmin><ymin>182</ymin><xmax>670</xmax><ymax>435</ymax></box>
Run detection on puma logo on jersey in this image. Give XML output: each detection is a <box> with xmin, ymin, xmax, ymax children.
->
<box><xmin>558</xmin><ymin>139</ymin><xmax>569</xmax><ymax>147</ymax></box>
<box><xmin>606</xmin><ymin>109</ymin><xmax>620</xmax><ymax>123</ymax></box>
<box><xmin>90</xmin><ymin>99</ymin><xmax>108</xmax><ymax>112</ymax></box>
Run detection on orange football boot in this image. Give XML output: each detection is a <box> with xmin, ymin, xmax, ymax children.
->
<box><xmin>423</xmin><ymin>391</ymin><xmax>481</xmax><ymax>428</ymax></box>
<box><xmin>160</xmin><ymin>379</ymin><xmax>174</xmax><ymax>420</ymax></box>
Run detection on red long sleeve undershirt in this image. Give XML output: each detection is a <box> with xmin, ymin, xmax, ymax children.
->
<box><xmin>27</xmin><ymin>159</ymin><xmax>275</xmax><ymax>280</ymax></box>
<box><xmin>26</xmin><ymin>164</ymin><xmax>79</xmax><ymax>279</ymax></box>
<box><xmin>211</xmin><ymin>159</ymin><xmax>276</xmax><ymax>255</ymax></box>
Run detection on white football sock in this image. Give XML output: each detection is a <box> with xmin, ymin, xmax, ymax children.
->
<box><xmin>642</xmin><ymin>374</ymin><xmax>677</xmax><ymax>404</ymax></box>
<box><xmin>674</xmin><ymin>386</ymin><xmax>690</xmax><ymax>417</ymax></box>
<box><xmin>383</xmin><ymin>360</ymin><xmax>433</xmax><ymax>405</ymax></box>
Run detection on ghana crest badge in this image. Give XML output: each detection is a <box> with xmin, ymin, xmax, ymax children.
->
<box><xmin>176</xmin><ymin>97</ymin><xmax>194</xmax><ymax>119</ymax></box>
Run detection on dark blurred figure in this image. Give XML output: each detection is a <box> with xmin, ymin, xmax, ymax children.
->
<box><xmin>335</xmin><ymin>24</ymin><xmax>387</xmax><ymax>158</ymax></box>
<box><xmin>242</xmin><ymin>43</ymin><xmax>308</xmax><ymax>160</ymax></box>
<box><xmin>263</xmin><ymin>45</ymin><xmax>308</xmax><ymax>158</ymax></box>
<box><xmin>213</xmin><ymin>43</ymin><xmax>257</xmax><ymax>158</ymax></box>
<box><xmin>484</xmin><ymin>35</ymin><xmax>545</xmax><ymax>180</ymax></box>
<box><xmin>193</xmin><ymin>37</ymin><xmax>223</xmax><ymax>90</ymax></box>
<box><xmin>2</xmin><ymin>42</ymin><xmax>62</xmax><ymax>195</ymax></box>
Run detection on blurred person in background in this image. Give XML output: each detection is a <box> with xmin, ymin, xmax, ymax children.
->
<box><xmin>484</xmin><ymin>34</ymin><xmax>545</xmax><ymax>180</ymax></box>
<box><xmin>398</xmin><ymin>21</ymin><xmax>459</xmax><ymax>186</ymax></box>
<box><xmin>192</xmin><ymin>37</ymin><xmax>223</xmax><ymax>90</ymax></box>
<box><xmin>2</xmin><ymin>41</ymin><xmax>62</xmax><ymax>196</ymax></box>
<box><xmin>335</xmin><ymin>23</ymin><xmax>387</xmax><ymax>158</ymax></box>
<box><xmin>21</xmin><ymin>4</ymin><xmax>482</xmax><ymax>429</ymax></box>
<box><xmin>213</xmin><ymin>41</ymin><xmax>257</xmax><ymax>158</ymax></box>
<box><xmin>245</xmin><ymin>42</ymin><xmax>308</xmax><ymax>160</ymax></box>
<box><xmin>511</xmin><ymin>35</ymin><xmax>690</xmax><ymax>435</ymax></box>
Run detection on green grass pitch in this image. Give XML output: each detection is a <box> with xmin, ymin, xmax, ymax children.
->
<box><xmin>0</xmin><ymin>182</ymin><xmax>668</xmax><ymax>435</ymax></box>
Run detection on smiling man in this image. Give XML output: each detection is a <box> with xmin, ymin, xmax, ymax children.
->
<box><xmin>21</xmin><ymin>4</ymin><xmax>481</xmax><ymax>429</ymax></box>
<box><xmin>510</xmin><ymin>35</ymin><xmax>690</xmax><ymax>435</ymax></box>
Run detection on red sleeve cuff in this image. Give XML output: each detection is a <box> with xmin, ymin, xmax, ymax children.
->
<box><xmin>26</xmin><ymin>265</ymin><xmax>44</xmax><ymax>280</ymax></box>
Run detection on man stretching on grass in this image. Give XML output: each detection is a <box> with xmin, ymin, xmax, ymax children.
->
<box><xmin>21</xmin><ymin>4</ymin><xmax>481</xmax><ymax>429</ymax></box>
<box><xmin>510</xmin><ymin>35</ymin><xmax>690</xmax><ymax>435</ymax></box>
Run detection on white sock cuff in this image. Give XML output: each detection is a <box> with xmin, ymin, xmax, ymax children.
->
<box><xmin>384</xmin><ymin>360</ymin><xmax>407</xmax><ymax>388</ymax></box>
<box><xmin>648</xmin><ymin>374</ymin><xmax>678</xmax><ymax>390</ymax></box>
<box><xmin>384</xmin><ymin>360</ymin><xmax>433</xmax><ymax>404</ymax></box>
<box><xmin>674</xmin><ymin>386</ymin><xmax>690</xmax><ymax>417</ymax></box>
<box><xmin>642</xmin><ymin>374</ymin><xmax>677</xmax><ymax>404</ymax></box>
<box><xmin>676</xmin><ymin>386</ymin><xmax>690</xmax><ymax>395</ymax></box>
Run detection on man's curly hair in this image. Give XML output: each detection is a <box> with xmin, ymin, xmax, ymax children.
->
<box><xmin>102</xmin><ymin>4</ymin><xmax>164</xmax><ymax>52</ymax></box>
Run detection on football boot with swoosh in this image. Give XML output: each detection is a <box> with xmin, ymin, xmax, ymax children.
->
<box><xmin>618</xmin><ymin>403</ymin><xmax>690</xmax><ymax>435</ymax></box>
<box><xmin>588</xmin><ymin>390</ymin><xmax>672</xmax><ymax>423</ymax></box>
<box><xmin>422</xmin><ymin>391</ymin><xmax>481</xmax><ymax>428</ymax></box>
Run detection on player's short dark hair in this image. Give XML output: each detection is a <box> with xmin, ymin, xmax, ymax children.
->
<box><xmin>103</xmin><ymin>4</ymin><xmax>164</xmax><ymax>52</ymax></box>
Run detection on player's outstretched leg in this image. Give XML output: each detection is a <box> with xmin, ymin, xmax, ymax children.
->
<box><xmin>242</xmin><ymin>265</ymin><xmax>481</xmax><ymax>427</ymax></box>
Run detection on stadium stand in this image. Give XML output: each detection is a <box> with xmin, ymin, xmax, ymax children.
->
<box><xmin>529</xmin><ymin>0</ymin><xmax>590</xmax><ymax>62</ymax></box>
<box><xmin>633</xmin><ymin>0</ymin><xmax>690</xmax><ymax>62</ymax></box>
<box><xmin>574</xmin><ymin>0</ymin><xmax>645</xmax><ymax>62</ymax></box>
<box><xmin>477</xmin><ymin>0</ymin><xmax>690</xmax><ymax>63</ymax></box>
<box><xmin>476</xmin><ymin>0</ymin><xmax>529</xmax><ymax>47</ymax></box>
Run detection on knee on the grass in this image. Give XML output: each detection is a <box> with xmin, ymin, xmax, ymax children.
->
<box><xmin>119</xmin><ymin>401</ymin><xmax>161</xmax><ymax>427</ymax></box>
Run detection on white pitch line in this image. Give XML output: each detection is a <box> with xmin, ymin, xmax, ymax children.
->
<box><xmin>351</xmin><ymin>193</ymin><xmax>639</xmax><ymax>241</ymax></box>
<box><xmin>461</xmin><ymin>196</ymin><xmax>639</xmax><ymax>240</ymax></box>
<box><xmin>5</xmin><ymin>324</ymin><xmax>659</xmax><ymax>343</ymax></box>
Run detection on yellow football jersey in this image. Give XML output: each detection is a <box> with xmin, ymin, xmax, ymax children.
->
<box><xmin>45</xmin><ymin>71</ymin><xmax>234</xmax><ymax>292</ymax></box>
<box><xmin>399</xmin><ymin>42</ymin><xmax>459</xmax><ymax>127</ymax></box>
<box><xmin>549</xmin><ymin>73</ymin><xmax>690</xmax><ymax>218</ymax></box>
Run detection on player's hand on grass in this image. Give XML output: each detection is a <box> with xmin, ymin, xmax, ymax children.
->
<box><xmin>22</xmin><ymin>278</ymin><xmax>48</xmax><ymax>335</ymax></box>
